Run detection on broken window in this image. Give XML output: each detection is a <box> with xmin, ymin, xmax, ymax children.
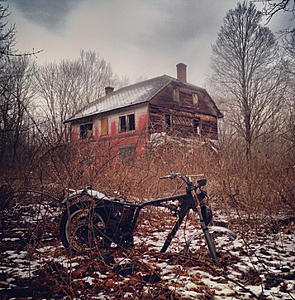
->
<box><xmin>165</xmin><ymin>114</ymin><xmax>172</xmax><ymax>130</ymax></box>
<box><xmin>128</xmin><ymin>114</ymin><xmax>135</xmax><ymax>131</ymax></box>
<box><xmin>173</xmin><ymin>88</ymin><xmax>180</xmax><ymax>102</ymax></box>
<box><xmin>192</xmin><ymin>93</ymin><xmax>199</xmax><ymax>105</ymax></box>
<box><xmin>193</xmin><ymin>118</ymin><xmax>200</xmax><ymax>134</ymax></box>
<box><xmin>80</xmin><ymin>123</ymin><xmax>93</xmax><ymax>139</ymax></box>
<box><xmin>101</xmin><ymin>118</ymin><xmax>108</xmax><ymax>136</ymax></box>
<box><xmin>119</xmin><ymin>114</ymin><xmax>135</xmax><ymax>132</ymax></box>
<box><xmin>119</xmin><ymin>146</ymin><xmax>136</xmax><ymax>163</ymax></box>
<box><xmin>119</xmin><ymin>116</ymin><xmax>126</xmax><ymax>132</ymax></box>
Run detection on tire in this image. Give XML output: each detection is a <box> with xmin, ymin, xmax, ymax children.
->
<box><xmin>203</xmin><ymin>229</ymin><xmax>217</xmax><ymax>261</ymax></box>
<box><xmin>59</xmin><ymin>201</ymin><xmax>111</xmax><ymax>252</ymax></box>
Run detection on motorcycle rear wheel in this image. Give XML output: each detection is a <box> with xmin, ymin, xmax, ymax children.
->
<box><xmin>60</xmin><ymin>201</ymin><xmax>111</xmax><ymax>252</ymax></box>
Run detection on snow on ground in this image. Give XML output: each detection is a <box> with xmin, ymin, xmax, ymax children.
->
<box><xmin>0</xmin><ymin>195</ymin><xmax>294</xmax><ymax>299</ymax></box>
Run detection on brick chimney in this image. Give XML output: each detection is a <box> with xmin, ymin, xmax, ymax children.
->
<box><xmin>105</xmin><ymin>86</ymin><xmax>114</xmax><ymax>95</ymax></box>
<box><xmin>176</xmin><ymin>63</ymin><xmax>187</xmax><ymax>83</ymax></box>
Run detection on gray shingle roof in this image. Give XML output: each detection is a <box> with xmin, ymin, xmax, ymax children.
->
<box><xmin>65</xmin><ymin>74</ymin><xmax>222</xmax><ymax>122</ymax></box>
<box><xmin>65</xmin><ymin>75</ymin><xmax>173</xmax><ymax>123</ymax></box>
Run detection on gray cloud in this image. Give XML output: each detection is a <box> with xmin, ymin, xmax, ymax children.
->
<box><xmin>9</xmin><ymin>0</ymin><xmax>86</xmax><ymax>31</ymax></box>
<box><xmin>10</xmin><ymin>0</ymin><xmax>285</xmax><ymax>86</ymax></box>
<box><xmin>8</xmin><ymin>0</ymin><xmax>242</xmax><ymax>84</ymax></box>
<box><xmin>131</xmin><ymin>0</ymin><xmax>236</xmax><ymax>54</ymax></box>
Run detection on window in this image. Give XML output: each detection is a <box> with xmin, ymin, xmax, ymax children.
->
<box><xmin>119</xmin><ymin>146</ymin><xmax>136</xmax><ymax>163</ymax></box>
<box><xmin>128</xmin><ymin>114</ymin><xmax>135</xmax><ymax>131</ymax></box>
<box><xmin>193</xmin><ymin>118</ymin><xmax>200</xmax><ymax>134</ymax></box>
<box><xmin>80</xmin><ymin>123</ymin><xmax>93</xmax><ymax>139</ymax></box>
<box><xmin>165</xmin><ymin>114</ymin><xmax>171</xmax><ymax>129</ymax></box>
<box><xmin>192</xmin><ymin>93</ymin><xmax>199</xmax><ymax>105</ymax></box>
<box><xmin>173</xmin><ymin>88</ymin><xmax>179</xmax><ymax>102</ymax></box>
<box><xmin>101</xmin><ymin>118</ymin><xmax>108</xmax><ymax>136</ymax></box>
<box><xmin>119</xmin><ymin>114</ymin><xmax>135</xmax><ymax>132</ymax></box>
<box><xmin>120</xmin><ymin>116</ymin><xmax>127</xmax><ymax>132</ymax></box>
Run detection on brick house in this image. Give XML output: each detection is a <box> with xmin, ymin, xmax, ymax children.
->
<box><xmin>65</xmin><ymin>63</ymin><xmax>223</xmax><ymax>159</ymax></box>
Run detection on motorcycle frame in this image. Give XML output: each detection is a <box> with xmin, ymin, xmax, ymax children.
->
<box><xmin>66</xmin><ymin>184</ymin><xmax>202</xmax><ymax>253</ymax></box>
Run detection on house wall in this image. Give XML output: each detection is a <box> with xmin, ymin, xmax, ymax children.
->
<box><xmin>70</xmin><ymin>104</ymin><xmax>149</xmax><ymax>154</ymax></box>
<box><xmin>149</xmin><ymin>83</ymin><xmax>218</xmax><ymax>140</ymax></box>
<box><xmin>69</xmin><ymin>80</ymin><xmax>220</xmax><ymax>161</ymax></box>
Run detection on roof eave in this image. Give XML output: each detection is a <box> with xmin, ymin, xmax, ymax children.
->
<box><xmin>64</xmin><ymin>101</ymin><xmax>151</xmax><ymax>124</ymax></box>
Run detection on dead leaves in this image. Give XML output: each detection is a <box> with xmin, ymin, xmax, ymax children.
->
<box><xmin>240</xmin><ymin>268</ymin><xmax>262</xmax><ymax>285</ymax></box>
<box><xmin>1</xmin><ymin>191</ymin><xmax>295</xmax><ymax>299</ymax></box>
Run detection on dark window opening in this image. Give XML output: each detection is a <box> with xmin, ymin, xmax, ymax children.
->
<box><xmin>165</xmin><ymin>114</ymin><xmax>171</xmax><ymax>130</ymax></box>
<box><xmin>193</xmin><ymin>118</ymin><xmax>200</xmax><ymax>134</ymax></box>
<box><xmin>119</xmin><ymin>146</ymin><xmax>136</xmax><ymax>163</ymax></box>
<box><xmin>80</xmin><ymin>123</ymin><xmax>93</xmax><ymax>139</ymax></box>
<box><xmin>173</xmin><ymin>88</ymin><xmax>179</xmax><ymax>102</ymax></box>
<box><xmin>119</xmin><ymin>114</ymin><xmax>135</xmax><ymax>132</ymax></box>
<box><xmin>119</xmin><ymin>116</ymin><xmax>127</xmax><ymax>132</ymax></box>
<box><xmin>128</xmin><ymin>114</ymin><xmax>135</xmax><ymax>131</ymax></box>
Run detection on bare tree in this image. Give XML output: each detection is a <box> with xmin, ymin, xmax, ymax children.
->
<box><xmin>0</xmin><ymin>2</ymin><xmax>14</xmax><ymax>61</ymax></box>
<box><xmin>255</xmin><ymin>0</ymin><xmax>295</xmax><ymax>32</ymax></box>
<box><xmin>79</xmin><ymin>50</ymin><xmax>115</xmax><ymax>105</ymax></box>
<box><xmin>35</xmin><ymin>50</ymin><xmax>125</xmax><ymax>143</ymax></box>
<box><xmin>0</xmin><ymin>2</ymin><xmax>46</xmax><ymax>172</ymax></box>
<box><xmin>281</xmin><ymin>31</ymin><xmax>295</xmax><ymax>147</ymax></box>
<box><xmin>211</xmin><ymin>1</ymin><xmax>286</xmax><ymax>159</ymax></box>
<box><xmin>0</xmin><ymin>2</ymin><xmax>35</xmax><ymax>168</ymax></box>
<box><xmin>35</xmin><ymin>60</ymin><xmax>81</xmax><ymax>143</ymax></box>
<box><xmin>0</xmin><ymin>56</ymin><xmax>36</xmax><ymax>167</ymax></box>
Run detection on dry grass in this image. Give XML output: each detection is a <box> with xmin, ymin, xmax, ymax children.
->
<box><xmin>1</xmin><ymin>137</ymin><xmax>295</xmax><ymax>299</ymax></box>
<box><xmin>1</xmin><ymin>136</ymin><xmax>294</xmax><ymax>227</ymax></box>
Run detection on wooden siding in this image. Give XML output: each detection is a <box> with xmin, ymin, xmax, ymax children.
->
<box><xmin>69</xmin><ymin>80</ymin><xmax>220</xmax><ymax>155</ymax></box>
<box><xmin>149</xmin><ymin>83</ymin><xmax>218</xmax><ymax>139</ymax></box>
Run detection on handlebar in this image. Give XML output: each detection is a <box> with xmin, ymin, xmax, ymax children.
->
<box><xmin>160</xmin><ymin>172</ymin><xmax>204</xmax><ymax>179</ymax></box>
<box><xmin>160</xmin><ymin>173</ymin><xmax>206</xmax><ymax>188</ymax></box>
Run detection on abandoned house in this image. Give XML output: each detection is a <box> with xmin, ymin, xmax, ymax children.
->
<box><xmin>65</xmin><ymin>63</ymin><xmax>223</xmax><ymax>159</ymax></box>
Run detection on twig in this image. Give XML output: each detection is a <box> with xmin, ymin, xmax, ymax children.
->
<box><xmin>7</xmin><ymin>190</ymin><xmax>61</xmax><ymax>202</ymax></box>
<box><xmin>0</xmin><ymin>49</ymin><xmax>43</xmax><ymax>57</ymax></box>
<box><xmin>163</xmin><ymin>252</ymin><xmax>260</xmax><ymax>299</ymax></box>
<box><xmin>196</xmin><ymin>259</ymin><xmax>260</xmax><ymax>299</ymax></box>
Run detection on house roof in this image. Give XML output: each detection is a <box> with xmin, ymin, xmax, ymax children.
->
<box><xmin>65</xmin><ymin>74</ymin><xmax>222</xmax><ymax>123</ymax></box>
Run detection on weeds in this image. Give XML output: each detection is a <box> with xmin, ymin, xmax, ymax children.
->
<box><xmin>0</xmin><ymin>136</ymin><xmax>294</xmax><ymax>299</ymax></box>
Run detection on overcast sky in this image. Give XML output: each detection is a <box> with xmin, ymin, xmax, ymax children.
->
<box><xmin>9</xmin><ymin>0</ymin><xmax>289</xmax><ymax>86</ymax></box>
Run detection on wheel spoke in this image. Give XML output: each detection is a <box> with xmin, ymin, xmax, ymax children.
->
<box><xmin>64</xmin><ymin>205</ymin><xmax>108</xmax><ymax>252</ymax></box>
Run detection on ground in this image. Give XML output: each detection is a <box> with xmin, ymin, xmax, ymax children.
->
<box><xmin>0</xmin><ymin>191</ymin><xmax>294</xmax><ymax>299</ymax></box>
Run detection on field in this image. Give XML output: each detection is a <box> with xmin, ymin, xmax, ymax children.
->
<box><xmin>0</xmin><ymin>142</ymin><xmax>294</xmax><ymax>299</ymax></box>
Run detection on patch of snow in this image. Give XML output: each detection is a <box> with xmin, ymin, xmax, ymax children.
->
<box><xmin>2</xmin><ymin>237</ymin><xmax>20</xmax><ymax>242</ymax></box>
<box><xmin>36</xmin><ymin>245</ymin><xmax>55</xmax><ymax>253</ymax></box>
<box><xmin>83</xmin><ymin>276</ymin><xmax>95</xmax><ymax>285</ymax></box>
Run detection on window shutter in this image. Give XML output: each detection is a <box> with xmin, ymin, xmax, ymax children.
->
<box><xmin>101</xmin><ymin>118</ymin><xmax>108</xmax><ymax>136</ymax></box>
